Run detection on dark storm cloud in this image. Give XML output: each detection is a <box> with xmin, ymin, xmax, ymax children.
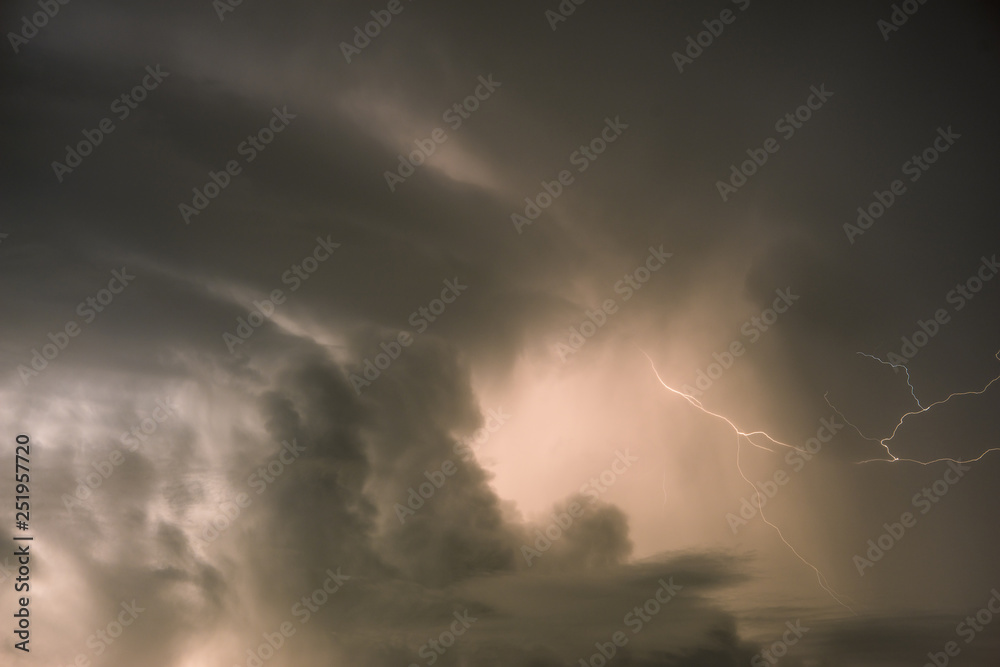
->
<box><xmin>2</xmin><ymin>0</ymin><xmax>999</xmax><ymax>665</ymax></box>
<box><xmin>8</xmin><ymin>330</ymin><xmax>752</xmax><ymax>665</ymax></box>
<box><xmin>5</xmin><ymin>0</ymin><xmax>994</xmax><ymax>377</ymax></box>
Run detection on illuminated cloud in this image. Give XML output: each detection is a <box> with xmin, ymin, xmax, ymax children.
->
<box><xmin>3</xmin><ymin>0</ymin><xmax>1000</xmax><ymax>665</ymax></box>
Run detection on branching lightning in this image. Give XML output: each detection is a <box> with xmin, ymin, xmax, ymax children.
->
<box><xmin>642</xmin><ymin>343</ymin><xmax>997</xmax><ymax>618</ymax></box>
<box><xmin>640</xmin><ymin>349</ymin><xmax>856</xmax><ymax>616</ymax></box>
<box><xmin>856</xmin><ymin>352</ymin><xmax>924</xmax><ymax>409</ymax></box>
<box><xmin>827</xmin><ymin>350</ymin><xmax>1000</xmax><ymax>466</ymax></box>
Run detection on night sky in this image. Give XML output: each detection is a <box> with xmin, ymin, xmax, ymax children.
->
<box><xmin>2</xmin><ymin>1</ymin><xmax>1000</xmax><ymax>665</ymax></box>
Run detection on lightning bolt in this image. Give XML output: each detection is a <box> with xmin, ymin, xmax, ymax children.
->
<box><xmin>827</xmin><ymin>350</ymin><xmax>1000</xmax><ymax>466</ymax></box>
<box><xmin>856</xmin><ymin>352</ymin><xmax>924</xmax><ymax>409</ymax></box>
<box><xmin>640</xmin><ymin>349</ymin><xmax>856</xmax><ymax>616</ymax></box>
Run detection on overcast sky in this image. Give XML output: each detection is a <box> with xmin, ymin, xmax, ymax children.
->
<box><xmin>2</xmin><ymin>0</ymin><xmax>1000</xmax><ymax>665</ymax></box>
